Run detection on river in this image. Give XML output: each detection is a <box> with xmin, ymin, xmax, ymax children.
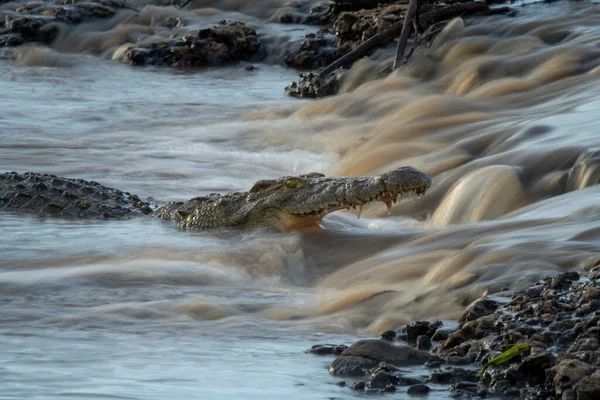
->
<box><xmin>2</xmin><ymin>0</ymin><xmax>600</xmax><ymax>399</ymax></box>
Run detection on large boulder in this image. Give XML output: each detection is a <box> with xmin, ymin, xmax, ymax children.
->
<box><xmin>328</xmin><ymin>339</ymin><xmax>430</xmax><ymax>377</ymax></box>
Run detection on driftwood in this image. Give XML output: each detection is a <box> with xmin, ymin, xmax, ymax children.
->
<box><xmin>392</xmin><ymin>0</ymin><xmax>419</xmax><ymax>70</ymax></box>
<box><xmin>318</xmin><ymin>22</ymin><xmax>403</xmax><ymax>78</ymax></box>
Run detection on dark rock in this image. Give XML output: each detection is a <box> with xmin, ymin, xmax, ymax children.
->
<box><xmin>549</xmin><ymin>271</ymin><xmax>580</xmax><ymax>289</ymax></box>
<box><xmin>350</xmin><ymin>381</ymin><xmax>365</xmax><ymax>391</ymax></box>
<box><xmin>383</xmin><ymin>384</ymin><xmax>396</xmax><ymax>392</ymax></box>
<box><xmin>405</xmin><ymin>321</ymin><xmax>437</xmax><ymax>343</ymax></box>
<box><xmin>431</xmin><ymin>328</ymin><xmax>452</xmax><ymax>342</ymax></box>
<box><xmin>548</xmin><ymin>359</ymin><xmax>591</xmax><ymax>396</ymax></box>
<box><xmin>575</xmin><ymin>370</ymin><xmax>600</xmax><ymax>400</ymax></box>
<box><xmin>0</xmin><ymin>33</ymin><xmax>25</xmax><ymax>47</ymax></box>
<box><xmin>424</xmin><ymin>355</ymin><xmax>444</xmax><ymax>369</ymax></box>
<box><xmin>283</xmin><ymin>32</ymin><xmax>336</xmax><ymax>70</ymax></box>
<box><xmin>397</xmin><ymin>376</ymin><xmax>424</xmax><ymax>386</ymax></box>
<box><xmin>430</xmin><ymin>370</ymin><xmax>453</xmax><ymax>384</ymax></box>
<box><xmin>123</xmin><ymin>21</ymin><xmax>261</xmax><ymax>68</ymax></box>
<box><xmin>458</xmin><ymin>299</ymin><xmax>499</xmax><ymax>327</ymax></box>
<box><xmin>368</xmin><ymin>370</ymin><xmax>394</xmax><ymax>389</ymax></box>
<box><xmin>562</xmin><ymin>389</ymin><xmax>577</xmax><ymax>400</ymax></box>
<box><xmin>308</xmin><ymin>344</ymin><xmax>348</xmax><ymax>355</ymax></box>
<box><xmin>284</xmin><ymin>69</ymin><xmax>346</xmax><ymax>99</ymax></box>
<box><xmin>328</xmin><ymin>339</ymin><xmax>430</xmax><ymax>377</ymax></box>
<box><xmin>416</xmin><ymin>335</ymin><xmax>432</xmax><ymax>350</ymax></box>
<box><xmin>519</xmin><ymin>350</ymin><xmax>555</xmax><ymax>383</ymax></box>
<box><xmin>407</xmin><ymin>383</ymin><xmax>430</xmax><ymax>396</ymax></box>
<box><xmin>380</xmin><ymin>330</ymin><xmax>396</xmax><ymax>341</ymax></box>
<box><xmin>450</xmin><ymin>381</ymin><xmax>479</xmax><ymax>395</ymax></box>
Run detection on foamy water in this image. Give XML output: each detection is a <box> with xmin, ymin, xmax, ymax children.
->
<box><xmin>3</xmin><ymin>1</ymin><xmax>600</xmax><ymax>398</ymax></box>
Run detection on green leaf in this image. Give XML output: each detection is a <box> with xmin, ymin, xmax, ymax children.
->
<box><xmin>479</xmin><ymin>343</ymin><xmax>531</xmax><ymax>380</ymax></box>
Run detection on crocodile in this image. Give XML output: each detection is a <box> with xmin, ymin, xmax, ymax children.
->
<box><xmin>0</xmin><ymin>167</ymin><xmax>431</xmax><ymax>231</ymax></box>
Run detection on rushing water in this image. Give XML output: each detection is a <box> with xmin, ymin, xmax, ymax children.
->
<box><xmin>3</xmin><ymin>0</ymin><xmax>600</xmax><ymax>398</ymax></box>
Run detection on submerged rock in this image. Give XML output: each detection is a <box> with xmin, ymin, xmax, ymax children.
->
<box><xmin>328</xmin><ymin>339</ymin><xmax>430</xmax><ymax>377</ymax></box>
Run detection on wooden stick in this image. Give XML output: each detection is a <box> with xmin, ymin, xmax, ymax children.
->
<box><xmin>392</xmin><ymin>0</ymin><xmax>418</xmax><ymax>71</ymax></box>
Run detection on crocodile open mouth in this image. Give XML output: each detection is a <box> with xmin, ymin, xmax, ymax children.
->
<box><xmin>283</xmin><ymin>185</ymin><xmax>430</xmax><ymax>229</ymax></box>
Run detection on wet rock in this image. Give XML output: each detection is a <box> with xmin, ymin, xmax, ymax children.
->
<box><xmin>424</xmin><ymin>356</ymin><xmax>443</xmax><ymax>369</ymax></box>
<box><xmin>284</xmin><ymin>69</ymin><xmax>345</xmax><ymax>99</ymax></box>
<box><xmin>403</xmin><ymin>320</ymin><xmax>442</xmax><ymax>343</ymax></box>
<box><xmin>0</xmin><ymin>33</ymin><xmax>25</xmax><ymax>47</ymax></box>
<box><xmin>416</xmin><ymin>335</ymin><xmax>431</xmax><ymax>350</ymax></box>
<box><xmin>308</xmin><ymin>344</ymin><xmax>348</xmax><ymax>356</ymax></box>
<box><xmin>519</xmin><ymin>350</ymin><xmax>555</xmax><ymax>382</ymax></box>
<box><xmin>283</xmin><ymin>31</ymin><xmax>336</xmax><ymax>70</ymax></box>
<box><xmin>407</xmin><ymin>383</ymin><xmax>430</xmax><ymax>396</ymax></box>
<box><xmin>328</xmin><ymin>339</ymin><xmax>430</xmax><ymax>377</ymax></box>
<box><xmin>458</xmin><ymin>299</ymin><xmax>499</xmax><ymax>327</ymax></box>
<box><xmin>575</xmin><ymin>370</ymin><xmax>600</xmax><ymax>400</ymax></box>
<box><xmin>549</xmin><ymin>271</ymin><xmax>580</xmax><ymax>289</ymax></box>
<box><xmin>450</xmin><ymin>381</ymin><xmax>479</xmax><ymax>396</ymax></box>
<box><xmin>349</xmin><ymin>380</ymin><xmax>365</xmax><ymax>390</ymax></box>
<box><xmin>429</xmin><ymin>370</ymin><xmax>453</xmax><ymax>384</ymax></box>
<box><xmin>431</xmin><ymin>328</ymin><xmax>451</xmax><ymax>342</ymax></box>
<box><xmin>397</xmin><ymin>376</ymin><xmax>424</xmax><ymax>386</ymax></box>
<box><xmin>548</xmin><ymin>359</ymin><xmax>591</xmax><ymax>396</ymax></box>
<box><xmin>122</xmin><ymin>21</ymin><xmax>262</xmax><ymax>67</ymax></box>
<box><xmin>368</xmin><ymin>369</ymin><xmax>394</xmax><ymax>389</ymax></box>
<box><xmin>380</xmin><ymin>330</ymin><xmax>396</xmax><ymax>341</ymax></box>
<box><xmin>332</xmin><ymin>3</ymin><xmax>406</xmax><ymax>57</ymax></box>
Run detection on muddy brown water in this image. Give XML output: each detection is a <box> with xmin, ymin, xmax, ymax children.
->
<box><xmin>2</xmin><ymin>1</ymin><xmax>600</xmax><ymax>398</ymax></box>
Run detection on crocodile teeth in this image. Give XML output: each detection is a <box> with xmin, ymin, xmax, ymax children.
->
<box><xmin>384</xmin><ymin>200</ymin><xmax>393</xmax><ymax>215</ymax></box>
<box><xmin>356</xmin><ymin>205</ymin><xmax>363</xmax><ymax>219</ymax></box>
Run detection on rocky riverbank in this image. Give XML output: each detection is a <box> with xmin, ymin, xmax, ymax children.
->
<box><xmin>308</xmin><ymin>269</ymin><xmax>600</xmax><ymax>399</ymax></box>
<box><xmin>283</xmin><ymin>0</ymin><xmax>510</xmax><ymax>98</ymax></box>
<box><xmin>0</xmin><ymin>0</ymin><xmax>513</xmax><ymax>91</ymax></box>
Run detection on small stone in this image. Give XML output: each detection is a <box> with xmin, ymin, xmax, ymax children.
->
<box><xmin>308</xmin><ymin>344</ymin><xmax>347</xmax><ymax>355</ymax></box>
<box><xmin>380</xmin><ymin>330</ymin><xmax>396</xmax><ymax>341</ymax></box>
<box><xmin>368</xmin><ymin>370</ymin><xmax>393</xmax><ymax>389</ymax></box>
<box><xmin>416</xmin><ymin>335</ymin><xmax>431</xmax><ymax>350</ymax></box>
<box><xmin>407</xmin><ymin>383</ymin><xmax>430</xmax><ymax>396</ymax></box>
<box><xmin>429</xmin><ymin>370</ymin><xmax>452</xmax><ymax>384</ymax></box>
<box><xmin>405</xmin><ymin>321</ymin><xmax>433</xmax><ymax>342</ymax></box>
<box><xmin>397</xmin><ymin>377</ymin><xmax>423</xmax><ymax>386</ymax></box>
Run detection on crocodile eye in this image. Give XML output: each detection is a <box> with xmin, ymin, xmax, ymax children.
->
<box><xmin>285</xmin><ymin>178</ymin><xmax>299</xmax><ymax>189</ymax></box>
